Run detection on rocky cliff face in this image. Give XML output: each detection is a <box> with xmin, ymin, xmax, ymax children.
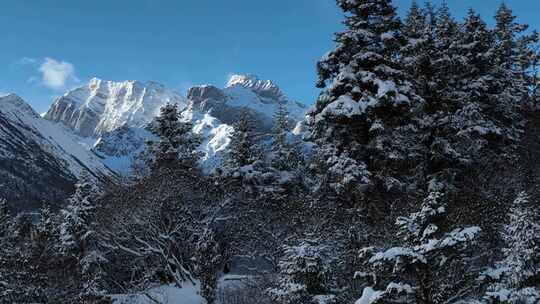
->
<box><xmin>0</xmin><ymin>94</ymin><xmax>114</xmax><ymax>211</ymax></box>
<box><xmin>45</xmin><ymin>78</ymin><xmax>187</xmax><ymax>137</ymax></box>
<box><xmin>187</xmin><ymin>74</ymin><xmax>306</xmax><ymax>132</ymax></box>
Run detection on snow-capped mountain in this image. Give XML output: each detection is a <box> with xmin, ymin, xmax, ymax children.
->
<box><xmin>188</xmin><ymin>74</ymin><xmax>306</xmax><ymax>132</ymax></box>
<box><xmin>45</xmin><ymin>78</ymin><xmax>187</xmax><ymax>137</ymax></box>
<box><xmin>42</xmin><ymin>75</ymin><xmax>306</xmax><ymax>175</ymax></box>
<box><xmin>0</xmin><ymin>94</ymin><xmax>115</xmax><ymax>211</ymax></box>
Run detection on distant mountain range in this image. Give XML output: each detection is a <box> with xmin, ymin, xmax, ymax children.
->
<box><xmin>0</xmin><ymin>74</ymin><xmax>307</xmax><ymax>209</ymax></box>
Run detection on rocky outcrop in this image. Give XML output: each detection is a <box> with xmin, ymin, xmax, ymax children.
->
<box><xmin>45</xmin><ymin>94</ymin><xmax>102</xmax><ymax>137</ymax></box>
<box><xmin>44</xmin><ymin>78</ymin><xmax>186</xmax><ymax>137</ymax></box>
<box><xmin>187</xmin><ymin>74</ymin><xmax>306</xmax><ymax>132</ymax></box>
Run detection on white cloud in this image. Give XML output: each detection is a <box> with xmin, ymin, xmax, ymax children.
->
<box><xmin>39</xmin><ymin>57</ymin><xmax>78</xmax><ymax>90</ymax></box>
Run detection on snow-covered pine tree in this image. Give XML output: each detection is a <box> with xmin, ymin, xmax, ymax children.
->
<box><xmin>59</xmin><ymin>178</ymin><xmax>107</xmax><ymax>300</ymax></box>
<box><xmin>0</xmin><ymin>207</ymin><xmax>53</xmax><ymax>303</ymax></box>
<box><xmin>401</xmin><ymin>2</ymin><xmax>438</xmax><ymax>172</ymax></box>
<box><xmin>413</xmin><ymin>4</ymin><xmax>528</xmax><ymax>193</ymax></box>
<box><xmin>35</xmin><ymin>204</ymin><xmax>58</xmax><ymax>243</ymax></box>
<box><xmin>32</xmin><ymin>204</ymin><xmax>61</xmax><ymax>273</ymax></box>
<box><xmin>148</xmin><ymin>103</ymin><xmax>200</xmax><ymax>167</ymax></box>
<box><xmin>309</xmin><ymin>0</ymin><xmax>423</xmax><ymax>194</ymax></box>
<box><xmin>272</xmin><ymin>103</ymin><xmax>290</xmax><ymax>169</ymax></box>
<box><xmin>485</xmin><ymin>191</ymin><xmax>540</xmax><ymax>303</ymax></box>
<box><xmin>268</xmin><ymin>239</ymin><xmax>335</xmax><ymax>304</ymax></box>
<box><xmin>414</xmin><ymin>1</ymin><xmax>463</xmax><ymax>191</ymax></box>
<box><xmin>424</xmin><ymin>0</ymin><xmax>437</xmax><ymax>29</ymax></box>
<box><xmin>456</xmin><ymin>8</ymin><xmax>495</xmax><ymax>93</ymax></box>
<box><xmin>415</xmin><ymin>0</ymin><xmax>459</xmax><ymax>115</ymax></box>
<box><xmin>461</xmin><ymin>8</ymin><xmax>524</xmax><ymax>144</ymax></box>
<box><xmin>403</xmin><ymin>1</ymin><xmax>425</xmax><ymax>37</ymax></box>
<box><xmin>59</xmin><ymin>180</ymin><xmax>96</xmax><ymax>256</ymax></box>
<box><xmin>402</xmin><ymin>1</ymin><xmax>433</xmax><ymax>89</ymax></box>
<box><xmin>271</xmin><ymin>104</ymin><xmax>303</xmax><ymax>171</ymax></box>
<box><xmin>273</xmin><ymin>103</ymin><xmax>289</xmax><ymax>151</ymax></box>
<box><xmin>194</xmin><ymin>228</ymin><xmax>222</xmax><ymax>304</ymax></box>
<box><xmin>11</xmin><ymin>212</ymin><xmax>34</xmax><ymax>241</ymax></box>
<box><xmin>226</xmin><ymin>110</ymin><xmax>261</xmax><ymax>170</ymax></box>
<box><xmin>449</xmin><ymin>8</ymin><xmax>518</xmax><ymax>170</ymax></box>
<box><xmin>491</xmin><ymin>2</ymin><xmax>540</xmax><ymax>120</ymax></box>
<box><xmin>356</xmin><ymin>192</ymin><xmax>481</xmax><ymax>304</ymax></box>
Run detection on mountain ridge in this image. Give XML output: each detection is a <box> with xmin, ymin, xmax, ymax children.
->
<box><xmin>0</xmin><ymin>94</ymin><xmax>115</xmax><ymax>210</ymax></box>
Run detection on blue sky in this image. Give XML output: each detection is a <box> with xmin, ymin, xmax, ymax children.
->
<box><xmin>0</xmin><ymin>0</ymin><xmax>537</xmax><ymax>113</ymax></box>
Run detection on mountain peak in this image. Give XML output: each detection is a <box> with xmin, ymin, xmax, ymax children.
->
<box><xmin>225</xmin><ymin>74</ymin><xmax>284</xmax><ymax>100</ymax></box>
<box><xmin>226</xmin><ymin>74</ymin><xmax>261</xmax><ymax>88</ymax></box>
<box><xmin>88</xmin><ymin>77</ymin><xmax>102</xmax><ymax>86</ymax></box>
<box><xmin>1</xmin><ymin>93</ymin><xmax>26</xmax><ymax>103</ymax></box>
<box><xmin>0</xmin><ymin>93</ymin><xmax>39</xmax><ymax>120</ymax></box>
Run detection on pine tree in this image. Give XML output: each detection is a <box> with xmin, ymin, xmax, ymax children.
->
<box><xmin>309</xmin><ymin>0</ymin><xmax>423</xmax><ymax>194</ymax></box>
<box><xmin>402</xmin><ymin>1</ymin><xmax>431</xmax><ymax>87</ymax></box>
<box><xmin>403</xmin><ymin>1</ymin><xmax>425</xmax><ymax>38</ymax></box>
<box><xmin>502</xmin><ymin>192</ymin><xmax>540</xmax><ymax>292</ymax></box>
<box><xmin>268</xmin><ymin>239</ymin><xmax>335</xmax><ymax>304</ymax></box>
<box><xmin>273</xmin><ymin>104</ymin><xmax>288</xmax><ymax>150</ymax></box>
<box><xmin>357</xmin><ymin>192</ymin><xmax>481</xmax><ymax>304</ymax></box>
<box><xmin>412</xmin><ymin>5</ymin><xmax>528</xmax><ymax>193</ymax></box>
<box><xmin>226</xmin><ymin>111</ymin><xmax>261</xmax><ymax>170</ymax></box>
<box><xmin>33</xmin><ymin>204</ymin><xmax>60</xmax><ymax>266</ymax></box>
<box><xmin>194</xmin><ymin>228</ymin><xmax>222</xmax><ymax>304</ymax></box>
<box><xmin>35</xmin><ymin>204</ymin><xmax>57</xmax><ymax>241</ymax></box>
<box><xmin>493</xmin><ymin>3</ymin><xmax>539</xmax><ymax>106</ymax></box>
<box><xmin>457</xmin><ymin>9</ymin><xmax>494</xmax><ymax>88</ymax></box>
<box><xmin>59</xmin><ymin>179</ymin><xmax>107</xmax><ymax>300</ymax></box>
<box><xmin>485</xmin><ymin>192</ymin><xmax>540</xmax><ymax>303</ymax></box>
<box><xmin>59</xmin><ymin>180</ymin><xmax>96</xmax><ymax>256</ymax></box>
<box><xmin>148</xmin><ymin>103</ymin><xmax>200</xmax><ymax>167</ymax></box>
<box><xmin>419</xmin><ymin>0</ymin><xmax>459</xmax><ymax>112</ymax></box>
<box><xmin>271</xmin><ymin>104</ymin><xmax>303</xmax><ymax>171</ymax></box>
<box><xmin>424</xmin><ymin>1</ymin><xmax>437</xmax><ymax>29</ymax></box>
<box><xmin>401</xmin><ymin>1</ymin><xmax>437</xmax><ymax>139</ymax></box>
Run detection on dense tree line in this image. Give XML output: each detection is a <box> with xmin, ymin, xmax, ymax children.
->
<box><xmin>1</xmin><ymin>1</ymin><xmax>539</xmax><ymax>303</ymax></box>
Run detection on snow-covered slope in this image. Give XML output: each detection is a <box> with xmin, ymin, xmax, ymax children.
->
<box><xmin>182</xmin><ymin>107</ymin><xmax>234</xmax><ymax>172</ymax></box>
<box><xmin>188</xmin><ymin>74</ymin><xmax>306</xmax><ymax>132</ymax></box>
<box><xmin>92</xmin><ymin>109</ymin><xmax>234</xmax><ymax>175</ymax></box>
<box><xmin>45</xmin><ymin>78</ymin><xmax>187</xmax><ymax>137</ymax></box>
<box><xmin>111</xmin><ymin>281</ymin><xmax>205</xmax><ymax>304</ymax></box>
<box><xmin>0</xmin><ymin>94</ymin><xmax>114</xmax><ymax>210</ymax></box>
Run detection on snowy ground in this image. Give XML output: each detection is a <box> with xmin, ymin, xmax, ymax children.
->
<box><xmin>111</xmin><ymin>275</ymin><xmax>253</xmax><ymax>304</ymax></box>
<box><xmin>111</xmin><ymin>281</ymin><xmax>206</xmax><ymax>304</ymax></box>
